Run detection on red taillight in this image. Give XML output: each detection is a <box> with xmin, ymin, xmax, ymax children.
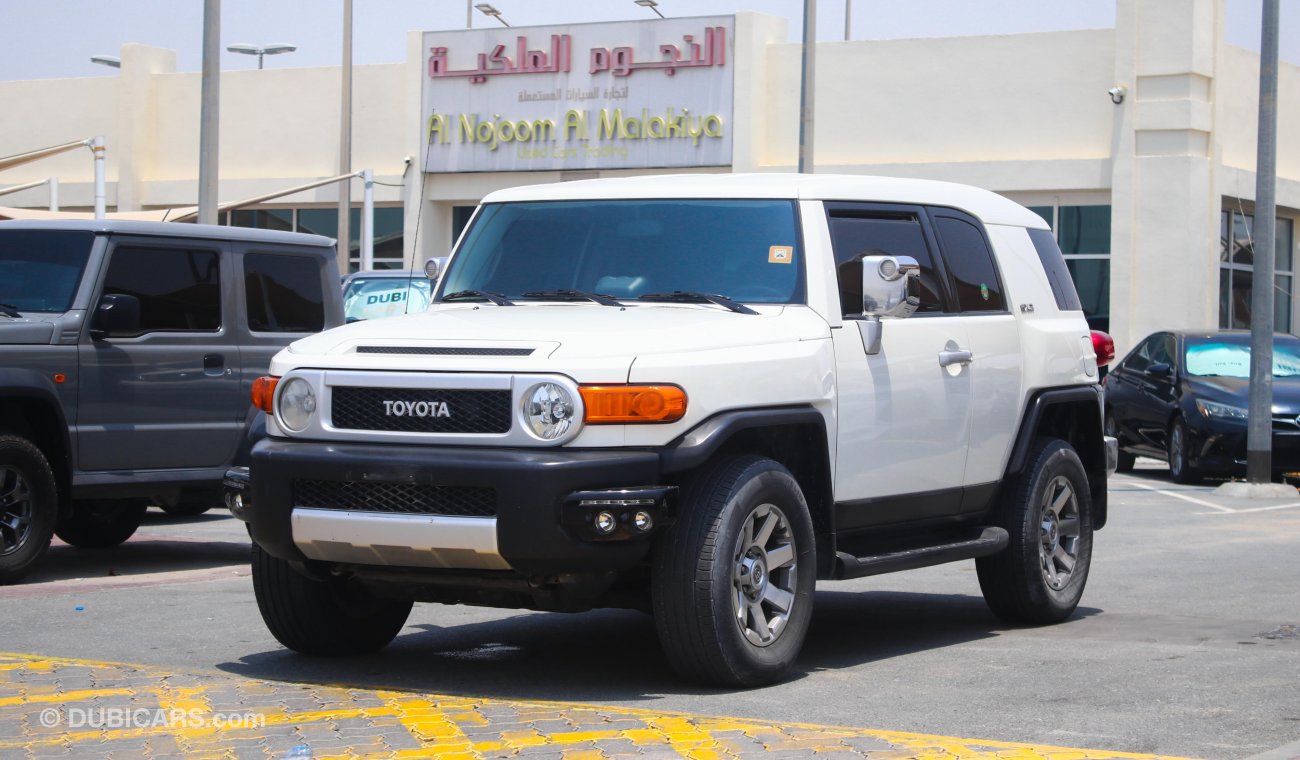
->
<box><xmin>251</xmin><ymin>376</ymin><xmax>279</xmax><ymax>413</ymax></box>
<box><xmin>1091</xmin><ymin>330</ymin><xmax>1115</xmax><ymax>368</ymax></box>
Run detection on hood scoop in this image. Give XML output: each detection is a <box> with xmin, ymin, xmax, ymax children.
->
<box><xmin>355</xmin><ymin>346</ymin><xmax>535</xmax><ymax>357</ymax></box>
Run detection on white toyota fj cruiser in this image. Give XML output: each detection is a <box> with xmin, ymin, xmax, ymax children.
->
<box><xmin>233</xmin><ymin>174</ymin><xmax>1117</xmax><ymax>686</ymax></box>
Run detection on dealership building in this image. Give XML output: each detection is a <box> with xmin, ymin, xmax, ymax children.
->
<box><xmin>0</xmin><ymin>0</ymin><xmax>1296</xmax><ymax>350</ymax></box>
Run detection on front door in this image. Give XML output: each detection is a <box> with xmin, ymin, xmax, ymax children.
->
<box><xmin>827</xmin><ymin>204</ymin><xmax>973</xmax><ymax>530</ymax></box>
<box><xmin>77</xmin><ymin>239</ymin><xmax>242</xmax><ymax>471</ymax></box>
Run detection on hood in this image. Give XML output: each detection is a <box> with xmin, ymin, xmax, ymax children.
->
<box><xmin>1187</xmin><ymin>375</ymin><xmax>1300</xmax><ymax>414</ymax></box>
<box><xmin>0</xmin><ymin>318</ymin><xmax>56</xmax><ymax>345</ymax></box>
<box><xmin>276</xmin><ymin>302</ymin><xmax>831</xmax><ymax>376</ymax></box>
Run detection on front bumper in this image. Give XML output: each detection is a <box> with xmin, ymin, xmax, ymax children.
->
<box><xmin>244</xmin><ymin>438</ymin><xmax>664</xmax><ymax>575</ymax></box>
<box><xmin>1185</xmin><ymin>421</ymin><xmax>1300</xmax><ymax>476</ymax></box>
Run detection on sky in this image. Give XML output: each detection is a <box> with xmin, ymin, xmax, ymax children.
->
<box><xmin>0</xmin><ymin>0</ymin><xmax>1294</xmax><ymax>81</ymax></box>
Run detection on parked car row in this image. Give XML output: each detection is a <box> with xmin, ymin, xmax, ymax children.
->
<box><xmin>1104</xmin><ymin>330</ymin><xmax>1300</xmax><ymax>483</ymax></box>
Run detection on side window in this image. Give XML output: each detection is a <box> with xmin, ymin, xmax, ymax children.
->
<box><xmin>933</xmin><ymin>214</ymin><xmax>1006</xmax><ymax>312</ymax></box>
<box><xmin>1027</xmin><ymin>228</ymin><xmax>1084</xmax><ymax>312</ymax></box>
<box><xmin>245</xmin><ymin>252</ymin><xmax>325</xmax><ymax>333</ymax></box>
<box><xmin>101</xmin><ymin>246</ymin><xmax>221</xmax><ymax>332</ymax></box>
<box><xmin>827</xmin><ymin>210</ymin><xmax>945</xmax><ymax>316</ymax></box>
<box><xmin>1151</xmin><ymin>334</ymin><xmax>1176</xmax><ymax>368</ymax></box>
<box><xmin>1123</xmin><ymin>335</ymin><xmax>1161</xmax><ymax>373</ymax></box>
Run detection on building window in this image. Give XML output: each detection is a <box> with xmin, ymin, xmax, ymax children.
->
<box><xmin>228</xmin><ymin>206</ymin><xmax>405</xmax><ymax>272</ymax></box>
<box><xmin>1219</xmin><ymin>207</ymin><xmax>1295</xmax><ymax>332</ymax></box>
<box><xmin>1029</xmin><ymin>204</ymin><xmax>1111</xmax><ymax>333</ymax></box>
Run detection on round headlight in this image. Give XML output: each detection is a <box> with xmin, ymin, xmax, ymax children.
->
<box><xmin>522</xmin><ymin>382</ymin><xmax>576</xmax><ymax>440</ymax></box>
<box><xmin>278</xmin><ymin>377</ymin><xmax>317</xmax><ymax>432</ymax></box>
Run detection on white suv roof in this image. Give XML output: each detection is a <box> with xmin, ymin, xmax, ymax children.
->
<box><xmin>483</xmin><ymin>173</ymin><xmax>1048</xmax><ymax>229</ymax></box>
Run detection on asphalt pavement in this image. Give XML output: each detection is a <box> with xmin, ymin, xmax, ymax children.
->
<box><xmin>0</xmin><ymin>460</ymin><xmax>1297</xmax><ymax>758</ymax></box>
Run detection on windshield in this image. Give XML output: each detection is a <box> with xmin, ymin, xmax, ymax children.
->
<box><xmin>0</xmin><ymin>230</ymin><xmax>95</xmax><ymax>313</ymax></box>
<box><xmin>343</xmin><ymin>276</ymin><xmax>433</xmax><ymax>321</ymax></box>
<box><xmin>440</xmin><ymin>200</ymin><xmax>803</xmax><ymax>303</ymax></box>
<box><xmin>1184</xmin><ymin>336</ymin><xmax>1300</xmax><ymax>378</ymax></box>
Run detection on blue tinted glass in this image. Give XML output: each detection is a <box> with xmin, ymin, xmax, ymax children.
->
<box><xmin>0</xmin><ymin>230</ymin><xmax>95</xmax><ymax>313</ymax></box>
<box><xmin>1185</xmin><ymin>337</ymin><xmax>1300</xmax><ymax>378</ymax></box>
<box><xmin>445</xmin><ymin>200</ymin><xmax>803</xmax><ymax>304</ymax></box>
<box><xmin>1058</xmin><ymin>205</ymin><xmax>1111</xmax><ymax>254</ymax></box>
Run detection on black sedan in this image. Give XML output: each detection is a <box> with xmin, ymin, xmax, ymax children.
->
<box><xmin>1103</xmin><ymin>330</ymin><xmax>1300</xmax><ymax>483</ymax></box>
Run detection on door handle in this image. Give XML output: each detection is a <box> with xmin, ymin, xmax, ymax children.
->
<box><xmin>203</xmin><ymin>354</ymin><xmax>225</xmax><ymax>376</ymax></box>
<box><xmin>939</xmin><ymin>349</ymin><xmax>974</xmax><ymax>367</ymax></box>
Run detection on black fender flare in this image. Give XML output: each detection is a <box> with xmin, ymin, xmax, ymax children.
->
<box><xmin>1006</xmin><ymin>385</ymin><xmax>1109</xmax><ymax>529</ymax></box>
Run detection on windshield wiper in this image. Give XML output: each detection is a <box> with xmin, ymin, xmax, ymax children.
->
<box><xmin>0</xmin><ymin>303</ymin><xmax>22</xmax><ymax>318</ymax></box>
<box><xmin>637</xmin><ymin>291</ymin><xmax>758</xmax><ymax>315</ymax></box>
<box><xmin>522</xmin><ymin>289</ymin><xmax>625</xmax><ymax>307</ymax></box>
<box><xmin>441</xmin><ymin>290</ymin><xmax>515</xmax><ymax>306</ymax></box>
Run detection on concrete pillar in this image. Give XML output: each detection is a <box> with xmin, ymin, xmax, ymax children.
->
<box><xmin>116</xmin><ymin>44</ymin><xmax>177</xmax><ymax>212</ymax></box>
<box><xmin>1110</xmin><ymin>0</ymin><xmax>1223</xmax><ymax>349</ymax></box>
<box><xmin>731</xmin><ymin>12</ymin><xmax>789</xmax><ymax>173</ymax></box>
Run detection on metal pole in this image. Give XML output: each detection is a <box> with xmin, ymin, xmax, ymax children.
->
<box><xmin>198</xmin><ymin>0</ymin><xmax>220</xmax><ymax>224</ymax></box>
<box><xmin>1247</xmin><ymin>0</ymin><xmax>1281</xmax><ymax>483</ymax></box>
<box><xmin>467</xmin><ymin>0</ymin><xmax>472</xmax><ymax>28</ymax></box>
<box><xmin>91</xmin><ymin>136</ymin><xmax>106</xmax><ymax>219</ymax></box>
<box><xmin>844</xmin><ymin>0</ymin><xmax>851</xmax><ymax>41</ymax></box>
<box><xmin>48</xmin><ymin>177</ymin><xmax>58</xmax><ymax>212</ymax></box>
<box><xmin>361</xmin><ymin>169</ymin><xmax>374</xmax><ymax>270</ymax></box>
<box><xmin>337</xmin><ymin>0</ymin><xmax>353</xmax><ymax>274</ymax></box>
<box><xmin>798</xmin><ymin>0</ymin><xmax>817</xmax><ymax>173</ymax></box>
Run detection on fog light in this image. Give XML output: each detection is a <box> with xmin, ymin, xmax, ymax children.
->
<box><xmin>594</xmin><ymin>511</ymin><xmax>617</xmax><ymax>534</ymax></box>
<box><xmin>633</xmin><ymin>511</ymin><xmax>654</xmax><ymax>532</ymax></box>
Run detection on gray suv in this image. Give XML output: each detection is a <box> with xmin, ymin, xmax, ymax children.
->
<box><xmin>0</xmin><ymin>220</ymin><xmax>341</xmax><ymax>584</ymax></box>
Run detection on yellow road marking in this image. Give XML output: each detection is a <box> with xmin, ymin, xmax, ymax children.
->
<box><xmin>0</xmin><ymin>651</ymin><xmax>1201</xmax><ymax>759</ymax></box>
<box><xmin>0</xmin><ymin>687</ymin><xmax>133</xmax><ymax>707</ymax></box>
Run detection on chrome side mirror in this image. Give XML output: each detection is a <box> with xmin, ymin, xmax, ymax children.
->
<box><xmin>857</xmin><ymin>255</ymin><xmax>919</xmax><ymax>355</ymax></box>
<box><xmin>423</xmin><ymin>256</ymin><xmax>448</xmax><ymax>281</ymax></box>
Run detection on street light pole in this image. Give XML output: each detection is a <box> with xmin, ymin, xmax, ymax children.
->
<box><xmin>1246</xmin><ymin>0</ymin><xmax>1281</xmax><ymax>484</ymax></box>
<box><xmin>227</xmin><ymin>43</ymin><xmax>297</xmax><ymax>69</ymax></box>
<box><xmin>798</xmin><ymin>0</ymin><xmax>817</xmax><ymax>173</ymax></box>
<box><xmin>338</xmin><ymin>0</ymin><xmax>353</xmax><ymax>274</ymax></box>
<box><xmin>198</xmin><ymin>0</ymin><xmax>220</xmax><ymax>225</ymax></box>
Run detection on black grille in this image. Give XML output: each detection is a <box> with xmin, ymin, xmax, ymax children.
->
<box><xmin>294</xmin><ymin>479</ymin><xmax>497</xmax><ymax>517</ymax></box>
<box><xmin>356</xmin><ymin>346</ymin><xmax>534</xmax><ymax>356</ymax></box>
<box><xmin>331</xmin><ymin>387</ymin><xmax>512</xmax><ymax>433</ymax></box>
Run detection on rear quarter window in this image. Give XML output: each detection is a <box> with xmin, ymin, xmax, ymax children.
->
<box><xmin>1028</xmin><ymin>228</ymin><xmax>1083</xmax><ymax>311</ymax></box>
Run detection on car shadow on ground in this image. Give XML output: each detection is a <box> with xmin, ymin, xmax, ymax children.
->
<box><xmin>140</xmin><ymin>508</ymin><xmax>232</xmax><ymax>528</ymax></box>
<box><xmin>217</xmin><ymin>589</ymin><xmax>1100</xmax><ymax>702</ymax></box>
<box><xmin>18</xmin><ymin>538</ymin><xmax>251</xmax><ymax>586</ymax></box>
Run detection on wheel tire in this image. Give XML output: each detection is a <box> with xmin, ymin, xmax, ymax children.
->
<box><xmin>977</xmin><ymin>438</ymin><xmax>1094</xmax><ymax>625</ymax></box>
<box><xmin>160</xmin><ymin>502</ymin><xmax>212</xmax><ymax>517</ymax></box>
<box><xmin>0</xmin><ymin>435</ymin><xmax>58</xmax><ymax>585</ymax></box>
<box><xmin>652</xmin><ymin>456</ymin><xmax>816</xmax><ymax>687</ymax></box>
<box><xmin>252</xmin><ymin>542</ymin><xmax>412</xmax><ymax>656</ymax></box>
<box><xmin>1104</xmin><ymin>412</ymin><xmax>1136</xmax><ymax>473</ymax></box>
<box><xmin>1168</xmin><ymin>417</ymin><xmax>1201</xmax><ymax>484</ymax></box>
<box><xmin>56</xmin><ymin>500</ymin><xmax>147</xmax><ymax>548</ymax></box>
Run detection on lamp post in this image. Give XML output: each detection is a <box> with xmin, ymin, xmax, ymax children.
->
<box><xmin>338</xmin><ymin>0</ymin><xmax>353</xmax><ymax>274</ymax></box>
<box><xmin>90</xmin><ymin>55</ymin><xmax>121</xmax><ymax>69</ymax></box>
<box><xmin>226</xmin><ymin>43</ymin><xmax>297</xmax><ymax>69</ymax></box>
<box><xmin>634</xmin><ymin>0</ymin><xmax>666</xmax><ymax>19</ymax></box>
<box><xmin>475</xmin><ymin>4</ymin><xmax>509</xmax><ymax>27</ymax></box>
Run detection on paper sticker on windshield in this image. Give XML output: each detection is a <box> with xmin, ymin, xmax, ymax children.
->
<box><xmin>769</xmin><ymin>246</ymin><xmax>794</xmax><ymax>264</ymax></box>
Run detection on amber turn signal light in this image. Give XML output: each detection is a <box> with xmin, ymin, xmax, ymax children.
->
<box><xmin>580</xmin><ymin>385</ymin><xmax>687</xmax><ymax>424</ymax></box>
<box><xmin>252</xmin><ymin>376</ymin><xmax>280</xmax><ymax>413</ymax></box>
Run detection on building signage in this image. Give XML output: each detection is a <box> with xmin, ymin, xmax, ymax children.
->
<box><xmin>420</xmin><ymin>17</ymin><xmax>734</xmax><ymax>173</ymax></box>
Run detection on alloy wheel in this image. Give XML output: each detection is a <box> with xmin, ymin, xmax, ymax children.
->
<box><xmin>1038</xmin><ymin>474</ymin><xmax>1082</xmax><ymax>591</ymax></box>
<box><xmin>732</xmin><ymin>502</ymin><xmax>798</xmax><ymax>646</ymax></box>
<box><xmin>0</xmin><ymin>466</ymin><xmax>35</xmax><ymax>557</ymax></box>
